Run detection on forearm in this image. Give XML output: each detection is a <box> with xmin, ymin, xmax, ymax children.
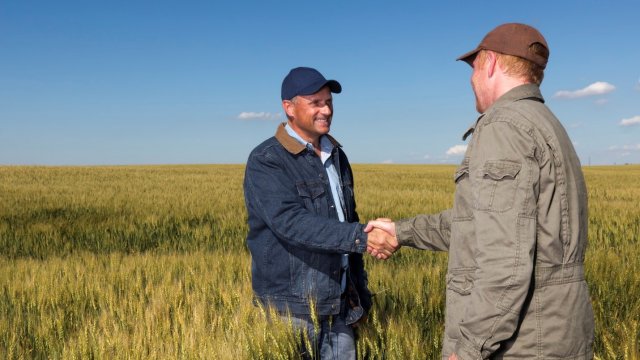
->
<box><xmin>269</xmin><ymin>204</ymin><xmax>368</xmax><ymax>253</ymax></box>
<box><xmin>394</xmin><ymin>209</ymin><xmax>452</xmax><ymax>251</ymax></box>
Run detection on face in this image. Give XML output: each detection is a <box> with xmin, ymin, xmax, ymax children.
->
<box><xmin>283</xmin><ymin>86</ymin><xmax>333</xmax><ymax>144</ymax></box>
<box><xmin>470</xmin><ymin>53</ymin><xmax>490</xmax><ymax>113</ymax></box>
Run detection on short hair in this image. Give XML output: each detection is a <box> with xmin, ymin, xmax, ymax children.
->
<box><xmin>283</xmin><ymin>96</ymin><xmax>297</xmax><ymax>121</ymax></box>
<box><xmin>477</xmin><ymin>43</ymin><xmax>547</xmax><ymax>85</ymax></box>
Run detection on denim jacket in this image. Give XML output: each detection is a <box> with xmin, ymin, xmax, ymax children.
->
<box><xmin>244</xmin><ymin>123</ymin><xmax>371</xmax><ymax>324</ymax></box>
<box><xmin>396</xmin><ymin>85</ymin><xmax>594</xmax><ymax>359</ymax></box>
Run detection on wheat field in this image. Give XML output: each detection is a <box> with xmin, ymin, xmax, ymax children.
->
<box><xmin>0</xmin><ymin>164</ymin><xmax>638</xmax><ymax>359</ymax></box>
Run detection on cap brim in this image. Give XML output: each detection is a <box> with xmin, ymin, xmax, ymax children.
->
<box><xmin>325</xmin><ymin>80</ymin><xmax>342</xmax><ymax>94</ymax></box>
<box><xmin>298</xmin><ymin>79</ymin><xmax>342</xmax><ymax>96</ymax></box>
<box><xmin>456</xmin><ymin>47</ymin><xmax>481</xmax><ymax>65</ymax></box>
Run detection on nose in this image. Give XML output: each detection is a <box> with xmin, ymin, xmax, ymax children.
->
<box><xmin>320</xmin><ymin>103</ymin><xmax>332</xmax><ymax>116</ymax></box>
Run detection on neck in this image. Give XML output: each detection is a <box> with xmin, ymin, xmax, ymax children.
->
<box><xmin>493</xmin><ymin>74</ymin><xmax>530</xmax><ymax>103</ymax></box>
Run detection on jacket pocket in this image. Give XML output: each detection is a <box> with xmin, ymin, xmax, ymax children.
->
<box><xmin>446</xmin><ymin>271</ymin><xmax>475</xmax><ymax>295</ymax></box>
<box><xmin>473</xmin><ymin>160</ymin><xmax>521</xmax><ymax>212</ymax></box>
<box><xmin>296</xmin><ymin>180</ymin><xmax>326</xmax><ymax>214</ymax></box>
<box><xmin>444</xmin><ymin>271</ymin><xmax>475</xmax><ymax>340</ymax></box>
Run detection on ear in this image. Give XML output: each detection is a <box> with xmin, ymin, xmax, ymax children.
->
<box><xmin>282</xmin><ymin>100</ymin><xmax>295</xmax><ymax>118</ymax></box>
<box><xmin>485</xmin><ymin>51</ymin><xmax>498</xmax><ymax>78</ymax></box>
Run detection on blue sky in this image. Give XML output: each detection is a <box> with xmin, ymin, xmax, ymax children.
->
<box><xmin>1</xmin><ymin>0</ymin><xmax>639</xmax><ymax>166</ymax></box>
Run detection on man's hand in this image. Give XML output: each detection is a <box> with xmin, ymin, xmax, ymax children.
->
<box><xmin>364</xmin><ymin>218</ymin><xmax>399</xmax><ymax>260</ymax></box>
<box><xmin>448</xmin><ymin>353</ymin><xmax>459</xmax><ymax>360</ymax></box>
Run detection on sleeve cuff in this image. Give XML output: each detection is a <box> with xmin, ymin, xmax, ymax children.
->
<box><xmin>352</xmin><ymin>224</ymin><xmax>368</xmax><ymax>253</ymax></box>
<box><xmin>394</xmin><ymin>219</ymin><xmax>414</xmax><ymax>246</ymax></box>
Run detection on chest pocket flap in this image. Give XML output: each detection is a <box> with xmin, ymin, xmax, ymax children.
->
<box><xmin>482</xmin><ymin>160</ymin><xmax>521</xmax><ymax>180</ymax></box>
<box><xmin>474</xmin><ymin>160</ymin><xmax>522</xmax><ymax>212</ymax></box>
<box><xmin>296</xmin><ymin>180</ymin><xmax>325</xmax><ymax>199</ymax></box>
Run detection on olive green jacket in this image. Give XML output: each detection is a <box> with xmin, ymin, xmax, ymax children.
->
<box><xmin>396</xmin><ymin>84</ymin><xmax>594</xmax><ymax>359</ymax></box>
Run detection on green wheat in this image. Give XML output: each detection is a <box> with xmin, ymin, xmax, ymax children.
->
<box><xmin>0</xmin><ymin>164</ymin><xmax>638</xmax><ymax>359</ymax></box>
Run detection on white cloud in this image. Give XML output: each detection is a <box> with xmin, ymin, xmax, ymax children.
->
<box><xmin>446</xmin><ymin>144</ymin><xmax>467</xmax><ymax>156</ymax></box>
<box><xmin>620</xmin><ymin>115</ymin><xmax>640</xmax><ymax>127</ymax></box>
<box><xmin>608</xmin><ymin>144</ymin><xmax>640</xmax><ymax>151</ymax></box>
<box><xmin>381</xmin><ymin>159</ymin><xmax>394</xmax><ymax>164</ymax></box>
<box><xmin>237</xmin><ymin>112</ymin><xmax>281</xmax><ymax>121</ymax></box>
<box><xmin>553</xmin><ymin>81</ymin><xmax>616</xmax><ymax>99</ymax></box>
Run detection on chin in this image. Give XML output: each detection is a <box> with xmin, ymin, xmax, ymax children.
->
<box><xmin>316</xmin><ymin>124</ymin><xmax>331</xmax><ymax>133</ymax></box>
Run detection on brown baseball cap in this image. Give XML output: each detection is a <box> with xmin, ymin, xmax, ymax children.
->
<box><xmin>457</xmin><ymin>23</ymin><xmax>549</xmax><ymax>68</ymax></box>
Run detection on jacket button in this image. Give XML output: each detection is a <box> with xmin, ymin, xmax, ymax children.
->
<box><xmin>355</xmin><ymin>239</ymin><xmax>360</xmax><ymax>245</ymax></box>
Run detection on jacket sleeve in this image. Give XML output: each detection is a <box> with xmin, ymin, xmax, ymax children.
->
<box><xmin>244</xmin><ymin>149</ymin><xmax>367</xmax><ymax>254</ymax></box>
<box><xmin>394</xmin><ymin>210</ymin><xmax>452</xmax><ymax>251</ymax></box>
<box><xmin>454</xmin><ymin>120</ymin><xmax>539</xmax><ymax>359</ymax></box>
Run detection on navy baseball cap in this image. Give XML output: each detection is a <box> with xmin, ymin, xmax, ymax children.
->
<box><xmin>281</xmin><ymin>67</ymin><xmax>342</xmax><ymax>100</ymax></box>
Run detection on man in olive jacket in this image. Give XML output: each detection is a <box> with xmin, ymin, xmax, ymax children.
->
<box><xmin>366</xmin><ymin>23</ymin><xmax>595</xmax><ymax>359</ymax></box>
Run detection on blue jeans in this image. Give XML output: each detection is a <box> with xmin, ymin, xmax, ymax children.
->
<box><xmin>284</xmin><ymin>313</ymin><xmax>356</xmax><ymax>360</ymax></box>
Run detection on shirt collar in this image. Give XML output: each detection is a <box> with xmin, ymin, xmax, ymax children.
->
<box><xmin>274</xmin><ymin>122</ymin><xmax>342</xmax><ymax>155</ymax></box>
<box><xmin>284</xmin><ymin>123</ymin><xmax>335</xmax><ymax>163</ymax></box>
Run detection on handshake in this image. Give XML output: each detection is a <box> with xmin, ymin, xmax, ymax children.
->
<box><xmin>364</xmin><ymin>218</ymin><xmax>400</xmax><ymax>260</ymax></box>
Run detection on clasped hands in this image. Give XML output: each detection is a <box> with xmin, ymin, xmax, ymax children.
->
<box><xmin>364</xmin><ymin>218</ymin><xmax>400</xmax><ymax>260</ymax></box>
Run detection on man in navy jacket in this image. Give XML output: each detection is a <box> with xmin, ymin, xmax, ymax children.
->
<box><xmin>244</xmin><ymin>67</ymin><xmax>372</xmax><ymax>359</ymax></box>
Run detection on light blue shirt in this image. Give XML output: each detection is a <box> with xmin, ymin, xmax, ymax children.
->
<box><xmin>285</xmin><ymin>124</ymin><xmax>349</xmax><ymax>292</ymax></box>
<box><xmin>284</xmin><ymin>124</ymin><xmax>346</xmax><ymax>220</ymax></box>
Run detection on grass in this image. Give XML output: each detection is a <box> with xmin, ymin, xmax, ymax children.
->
<box><xmin>0</xmin><ymin>164</ymin><xmax>638</xmax><ymax>359</ymax></box>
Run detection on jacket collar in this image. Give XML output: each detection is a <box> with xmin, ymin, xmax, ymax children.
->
<box><xmin>462</xmin><ymin>83</ymin><xmax>543</xmax><ymax>140</ymax></box>
<box><xmin>492</xmin><ymin>83</ymin><xmax>544</xmax><ymax>108</ymax></box>
<box><xmin>274</xmin><ymin>122</ymin><xmax>342</xmax><ymax>155</ymax></box>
